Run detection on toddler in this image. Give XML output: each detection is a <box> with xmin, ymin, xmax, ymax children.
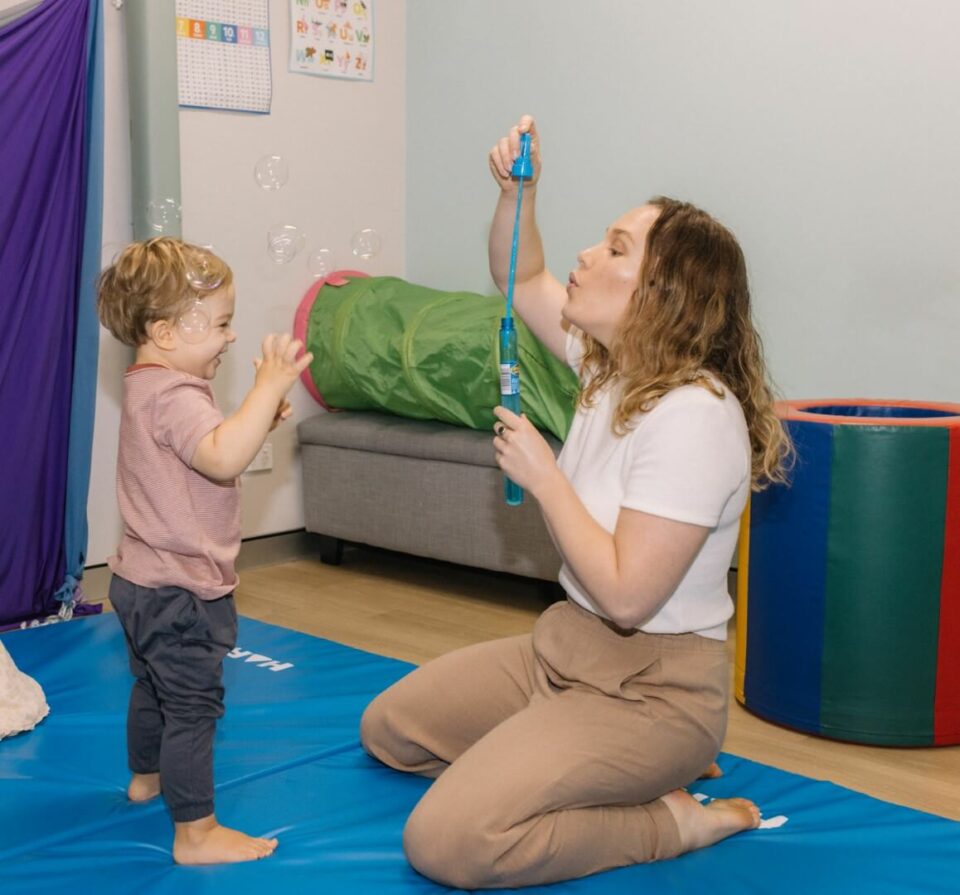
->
<box><xmin>97</xmin><ymin>237</ymin><xmax>312</xmax><ymax>864</ymax></box>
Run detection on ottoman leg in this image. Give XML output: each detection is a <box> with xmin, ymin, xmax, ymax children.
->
<box><xmin>317</xmin><ymin>535</ymin><xmax>344</xmax><ymax>566</ymax></box>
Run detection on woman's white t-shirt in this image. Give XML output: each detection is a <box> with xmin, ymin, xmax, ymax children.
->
<box><xmin>557</xmin><ymin>328</ymin><xmax>751</xmax><ymax>641</ymax></box>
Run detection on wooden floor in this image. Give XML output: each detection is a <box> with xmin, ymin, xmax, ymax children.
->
<box><xmin>172</xmin><ymin>544</ymin><xmax>959</xmax><ymax>821</ymax></box>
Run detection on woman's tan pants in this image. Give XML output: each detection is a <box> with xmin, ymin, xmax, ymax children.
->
<box><xmin>360</xmin><ymin>600</ymin><xmax>729</xmax><ymax>889</ymax></box>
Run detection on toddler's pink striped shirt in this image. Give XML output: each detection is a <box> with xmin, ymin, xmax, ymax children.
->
<box><xmin>108</xmin><ymin>365</ymin><xmax>241</xmax><ymax>600</ymax></box>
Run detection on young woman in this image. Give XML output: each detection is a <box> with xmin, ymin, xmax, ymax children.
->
<box><xmin>361</xmin><ymin>115</ymin><xmax>792</xmax><ymax>889</ymax></box>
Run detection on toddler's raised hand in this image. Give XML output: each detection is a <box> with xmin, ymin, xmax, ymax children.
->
<box><xmin>254</xmin><ymin>333</ymin><xmax>313</xmax><ymax>401</ymax></box>
<box><xmin>252</xmin><ymin>359</ymin><xmax>295</xmax><ymax>430</ymax></box>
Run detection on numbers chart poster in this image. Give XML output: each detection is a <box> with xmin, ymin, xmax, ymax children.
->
<box><xmin>176</xmin><ymin>1</ymin><xmax>272</xmax><ymax>113</ymax></box>
<box><xmin>289</xmin><ymin>0</ymin><xmax>374</xmax><ymax>82</ymax></box>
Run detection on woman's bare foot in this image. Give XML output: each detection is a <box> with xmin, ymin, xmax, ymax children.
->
<box><xmin>697</xmin><ymin>762</ymin><xmax>723</xmax><ymax>780</ymax></box>
<box><xmin>661</xmin><ymin>788</ymin><xmax>760</xmax><ymax>853</ymax></box>
<box><xmin>173</xmin><ymin>815</ymin><xmax>278</xmax><ymax>865</ymax></box>
<box><xmin>128</xmin><ymin>772</ymin><xmax>161</xmax><ymax>802</ymax></box>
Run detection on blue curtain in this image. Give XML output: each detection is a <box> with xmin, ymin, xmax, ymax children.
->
<box><xmin>0</xmin><ymin>0</ymin><xmax>102</xmax><ymax>626</ymax></box>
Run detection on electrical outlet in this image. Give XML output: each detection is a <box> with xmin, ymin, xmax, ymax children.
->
<box><xmin>246</xmin><ymin>442</ymin><xmax>273</xmax><ymax>474</ymax></box>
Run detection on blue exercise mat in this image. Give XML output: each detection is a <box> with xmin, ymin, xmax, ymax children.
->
<box><xmin>1</xmin><ymin>614</ymin><xmax>958</xmax><ymax>894</ymax></box>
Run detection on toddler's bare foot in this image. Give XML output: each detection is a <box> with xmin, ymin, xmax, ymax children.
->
<box><xmin>661</xmin><ymin>788</ymin><xmax>760</xmax><ymax>854</ymax></box>
<box><xmin>173</xmin><ymin>815</ymin><xmax>278</xmax><ymax>865</ymax></box>
<box><xmin>128</xmin><ymin>772</ymin><xmax>161</xmax><ymax>802</ymax></box>
<box><xmin>697</xmin><ymin>762</ymin><xmax>723</xmax><ymax>779</ymax></box>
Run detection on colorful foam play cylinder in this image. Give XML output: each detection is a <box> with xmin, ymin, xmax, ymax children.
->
<box><xmin>736</xmin><ymin>398</ymin><xmax>960</xmax><ymax>746</ymax></box>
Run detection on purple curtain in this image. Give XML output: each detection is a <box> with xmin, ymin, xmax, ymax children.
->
<box><xmin>0</xmin><ymin>0</ymin><xmax>93</xmax><ymax>625</ymax></box>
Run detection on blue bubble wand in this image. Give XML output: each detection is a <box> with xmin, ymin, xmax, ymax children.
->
<box><xmin>499</xmin><ymin>132</ymin><xmax>533</xmax><ymax>507</ymax></box>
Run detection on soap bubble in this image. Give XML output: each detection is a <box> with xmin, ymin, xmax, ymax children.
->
<box><xmin>147</xmin><ymin>198</ymin><xmax>181</xmax><ymax>234</ymax></box>
<box><xmin>178</xmin><ymin>298</ymin><xmax>210</xmax><ymax>343</ymax></box>
<box><xmin>186</xmin><ymin>246</ymin><xmax>224</xmax><ymax>291</ymax></box>
<box><xmin>254</xmin><ymin>155</ymin><xmax>289</xmax><ymax>191</ymax></box>
<box><xmin>351</xmin><ymin>228</ymin><xmax>381</xmax><ymax>260</ymax></box>
<box><xmin>266</xmin><ymin>224</ymin><xmax>305</xmax><ymax>264</ymax></box>
<box><xmin>307</xmin><ymin>248</ymin><xmax>337</xmax><ymax>279</ymax></box>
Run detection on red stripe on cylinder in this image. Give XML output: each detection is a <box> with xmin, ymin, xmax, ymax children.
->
<box><xmin>935</xmin><ymin>427</ymin><xmax>960</xmax><ymax>744</ymax></box>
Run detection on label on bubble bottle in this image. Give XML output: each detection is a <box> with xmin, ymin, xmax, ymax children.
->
<box><xmin>499</xmin><ymin>363</ymin><xmax>520</xmax><ymax>397</ymax></box>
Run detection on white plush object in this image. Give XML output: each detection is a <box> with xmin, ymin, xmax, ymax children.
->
<box><xmin>0</xmin><ymin>641</ymin><xmax>49</xmax><ymax>739</ymax></box>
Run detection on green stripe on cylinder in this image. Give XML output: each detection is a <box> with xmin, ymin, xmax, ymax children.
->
<box><xmin>821</xmin><ymin>425</ymin><xmax>948</xmax><ymax>745</ymax></box>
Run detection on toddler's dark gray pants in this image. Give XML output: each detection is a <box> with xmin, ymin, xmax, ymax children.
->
<box><xmin>109</xmin><ymin>574</ymin><xmax>237</xmax><ymax>823</ymax></box>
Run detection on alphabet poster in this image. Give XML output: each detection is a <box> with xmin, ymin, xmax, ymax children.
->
<box><xmin>176</xmin><ymin>0</ymin><xmax>272</xmax><ymax>113</ymax></box>
<box><xmin>289</xmin><ymin>0</ymin><xmax>374</xmax><ymax>82</ymax></box>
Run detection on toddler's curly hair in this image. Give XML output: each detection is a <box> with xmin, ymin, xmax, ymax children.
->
<box><xmin>97</xmin><ymin>237</ymin><xmax>233</xmax><ymax>346</ymax></box>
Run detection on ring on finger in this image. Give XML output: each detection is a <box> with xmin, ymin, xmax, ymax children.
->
<box><xmin>494</xmin><ymin>423</ymin><xmax>506</xmax><ymax>437</ymax></box>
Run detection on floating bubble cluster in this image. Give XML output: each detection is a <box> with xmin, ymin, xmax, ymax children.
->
<box><xmin>177</xmin><ymin>298</ymin><xmax>210</xmax><ymax>343</ymax></box>
<box><xmin>242</xmin><ymin>155</ymin><xmax>387</xmax><ymax>270</ymax></box>
<box><xmin>185</xmin><ymin>246</ymin><xmax>225</xmax><ymax>291</ymax></box>
<box><xmin>307</xmin><ymin>248</ymin><xmax>337</xmax><ymax>279</ymax></box>
<box><xmin>351</xmin><ymin>228</ymin><xmax>381</xmax><ymax>260</ymax></box>
<box><xmin>147</xmin><ymin>198</ymin><xmax>181</xmax><ymax>234</ymax></box>
<box><xmin>254</xmin><ymin>155</ymin><xmax>290</xmax><ymax>191</ymax></box>
<box><xmin>267</xmin><ymin>223</ymin><xmax>306</xmax><ymax>264</ymax></box>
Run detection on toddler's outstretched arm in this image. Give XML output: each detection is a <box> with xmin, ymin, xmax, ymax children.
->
<box><xmin>192</xmin><ymin>333</ymin><xmax>312</xmax><ymax>481</ymax></box>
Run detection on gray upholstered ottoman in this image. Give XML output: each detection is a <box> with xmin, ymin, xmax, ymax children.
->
<box><xmin>297</xmin><ymin>410</ymin><xmax>562</xmax><ymax>581</ymax></box>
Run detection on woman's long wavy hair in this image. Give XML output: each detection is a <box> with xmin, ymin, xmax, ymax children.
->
<box><xmin>578</xmin><ymin>197</ymin><xmax>793</xmax><ymax>490</ymax></box>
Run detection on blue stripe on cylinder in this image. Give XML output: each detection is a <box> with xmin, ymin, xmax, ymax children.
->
<box><xmin>744</xmin><ymin>420</ymin><xmax>833</xmax><ymax>734</ymax></box>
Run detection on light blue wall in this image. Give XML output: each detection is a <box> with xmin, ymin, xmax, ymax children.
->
<box><xmin>406</xmin><ymin>0</ymin><xmax>960</xmax><ymax>402</ymax></box>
